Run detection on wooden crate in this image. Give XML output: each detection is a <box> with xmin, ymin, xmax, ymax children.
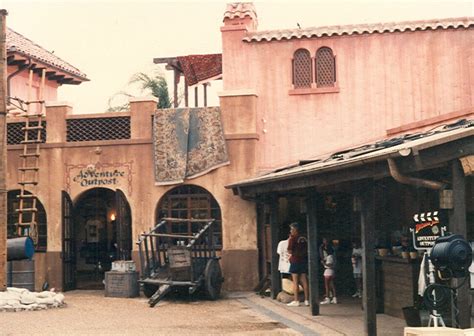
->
<box><xmin>105</xmin><ymin>271</ymin><xmax>139</xmax><ymax>298</ymax></box>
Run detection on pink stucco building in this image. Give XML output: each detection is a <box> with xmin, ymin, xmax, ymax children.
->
<box><xmin>4</xmin><ymin>4</ymin><xmax>473</xmax><ymax>330</ymax></box>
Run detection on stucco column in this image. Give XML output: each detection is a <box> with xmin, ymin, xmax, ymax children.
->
<box><xmin>129</xmin><ymin>96</ymin><xmax>157</xmax><ymax>140</ymax></box>
<box><xmin>45</xmin><ymin>101</ymin><xmax>72</xmax><ymax>143</ymax></box>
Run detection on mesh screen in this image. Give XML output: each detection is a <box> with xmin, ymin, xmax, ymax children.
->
<box><xmin>316</xmin><ymin>47</ymin><xmax>336</xmax><ymax>87</ymax></box>
<box><xmin>293</xmin><ymin>49</ymin><xmax>312</xmax><ymax>88</ymax></box>
<box><xmin>67</xmin><ymin>117</ymin><xmax>130</xmax><ymax>142</ymax></box>
<box><xmin>7</xmin><ymin>121</ymin><xmax>46</xmax><ymax>145</ymax></box>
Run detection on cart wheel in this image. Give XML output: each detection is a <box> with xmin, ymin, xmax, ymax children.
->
<box><xmin>204</xmin><ymin>259</ymin><xmax>223</xmax><ymax>300</ymax></box>
<box><xmin>143</xmin><ymin>284</ymin><xmax>159</xmax><ymax>298</ymax></box>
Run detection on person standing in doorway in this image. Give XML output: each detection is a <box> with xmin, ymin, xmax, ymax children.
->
<box><xmin>286</xmin><ymin>222</ymin><xmax>309</xmax><ymax>307</ymax></box>
<box><xmin>351</xmin><ymin>240</ymin><xmax>363</xmax><ymax>298</ymax></box>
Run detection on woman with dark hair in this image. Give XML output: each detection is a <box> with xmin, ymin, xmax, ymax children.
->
<box><xmin>320</xmin><ymin>238</ymin><xmax>337</xmax><ymax>304</ymax></box>
<box><xmin>286</xmin><ymin>222</ymin><xmax>309</xmax><ymax>307</ymax></box>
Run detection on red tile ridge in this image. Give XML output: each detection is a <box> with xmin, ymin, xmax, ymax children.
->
<box><xmin>243</xmin><ymin>16</ymin><xmax>474</xmax><ymax>42</ymax></box>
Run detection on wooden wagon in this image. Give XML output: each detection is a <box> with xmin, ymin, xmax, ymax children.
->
<box><xmin>137</xmin><ymin>218</ymin><xmax>224</xmax><ymax>307</ymax></box>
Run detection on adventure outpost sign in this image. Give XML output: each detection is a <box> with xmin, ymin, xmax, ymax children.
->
<box><xmin>73</xmin><ymin>168</ymin><xmax>125</xmax><ymax>187</ymax></box>
<box><xmin>65</xmin><ymin>162</ymin><xmax>133</xmax><ymax>195</ymax></box>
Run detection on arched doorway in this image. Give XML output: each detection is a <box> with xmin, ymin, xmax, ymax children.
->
<box><xmin>156</xmin><ymin>185</ymin><xmax>222</xmax><ymax>249</ymax></box>
<box><xmin>65</xmin><ymin>188</ymin><xmax>132</xmax><ymax>290</ymax></box>
<box><xmin>7</xmin><ymin>189</ymin><xmax>47</xmax><ymax>252</ymax></box>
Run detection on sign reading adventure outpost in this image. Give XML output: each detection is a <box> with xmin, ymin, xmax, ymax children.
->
<box><xmin>412</xmin><ymin>211</ymin><xmax>446</xmax><ymax>250</ymax></box>
<box><xmin>72</xmin><ymin>169</ymin><xmax>125</xmax><ymax>187</ymax></box>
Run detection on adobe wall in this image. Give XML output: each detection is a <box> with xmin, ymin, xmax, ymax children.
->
<box><xmin>6</xmin><ymin>99</ymin><xmax>259</xmax><ymax>291</ymax></box>
<box><xmin>221</xmin><ymin>17</ymin><xmax>474</xmax><ymax>172</ymax></box>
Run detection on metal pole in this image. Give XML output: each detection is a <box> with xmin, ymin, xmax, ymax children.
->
<box><xmin>0</xmin><ymin>9</ymin><xmax>8</xmax><ymax>291</ymax></box>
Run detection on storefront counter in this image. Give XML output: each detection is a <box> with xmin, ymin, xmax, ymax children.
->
<box><xmin>376</xmin><ymin>255</ymin><xmax>422</xmax><ymax>318</ymax></box>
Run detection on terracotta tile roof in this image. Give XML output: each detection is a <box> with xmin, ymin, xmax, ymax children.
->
<box><xmin>243</xmin><ymin>17</ymin><xmax>474</xmax><ymax>42</ymax></box>
<box><xmin>177</xmin><ymin>54</ymin><xmax>222</xmax><ymax>86</ymax></box>
<box><xmin>6</xmin><ymin>27</ymin><xmax>88</xmax><ymax>81</ymax></box>
<box><xmin>223</xmin><ymin>2</ymin><xmax>257</xmax><ymax>22</ymax></box>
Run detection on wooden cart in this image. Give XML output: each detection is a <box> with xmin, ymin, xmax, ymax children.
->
<box><xmin>137</xmin><ymin>218</ymin><xmax>223</xmax><ymax>307</ymax></box>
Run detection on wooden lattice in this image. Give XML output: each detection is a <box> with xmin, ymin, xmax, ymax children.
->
<box><xmin>316</xmin><ymin>47</ymin><xmax>336</xmax><ymax>87</ymax></box>
<box><xmin>292</xmin><ymin>49</ymin><xmax>312</xmax><ymax>88</ymax></box>
<box><xmin>67</xmin><ymin>117</ymin><xmax>130</xmax><ymax>142</ymax></box>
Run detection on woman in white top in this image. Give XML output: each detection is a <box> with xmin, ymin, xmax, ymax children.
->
<box><xmin>320</xmin><ymin>244</ymin><xmax>337</xmax><ymax>304</ymax></box>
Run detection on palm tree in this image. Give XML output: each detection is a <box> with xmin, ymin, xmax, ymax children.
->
<box><xmin>107</xmin><ymin>70</ymin><xmax>173</xmax><ymax>112</ymax></box>
<box><xmin>129</xmin><ymin>72</ymin><xmax>171</xmax><ymax>109</ymax></box>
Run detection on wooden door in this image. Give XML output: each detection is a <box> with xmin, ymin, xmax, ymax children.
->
<box><xmin>62</xmin><ymin>191</ymin><xmax>76</xmax><ymax>291</ymax></box>
<box><xmin>116</xmin><ymin>189</ymin><xmax>132</xmax><ymax>260</ymax></box>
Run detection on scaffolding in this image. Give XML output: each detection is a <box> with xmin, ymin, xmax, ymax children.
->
<box><xmin>8</xmin><ymin>68</ymin><xmax>45</xmax><ymax>245</ymax></box>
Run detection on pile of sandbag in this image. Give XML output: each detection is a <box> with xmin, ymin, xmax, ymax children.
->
<box><xmin>276</xmin><ymin>278</ymin><xmax>304</xmax><ymax>303</ymax></box>
<box><xmin>0</xmin><ymin>287</ymin><xmax>65</xmax><ymax>312</ymax></box>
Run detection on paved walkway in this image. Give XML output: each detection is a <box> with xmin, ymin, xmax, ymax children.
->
<box><xmin>233</xmin><ymin>292</ymin><xmax>407</xmax><ymax>335</ymax></box>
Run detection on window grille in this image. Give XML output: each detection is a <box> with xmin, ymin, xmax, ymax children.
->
<box><xmin>8</xmin><ymin>190</ymin><xmax>47</xmax><ymax>252</ymax></box>
<box><xmin>292</xmin><ymin>49</ymin><xmax>312</xmax><ymax>88</ymax></box>
<box><xmin>157</xmin><ymin>185</ymin><xmax>222</xmax><ymax>249</ymax></box>
<box><xmin>316</xmin><ymin>47</ymin><xmax>336</xmax><ymax>87</ymax></box>
<box><xmin>7</xmin><ymin>121</ymin><xmax>46</xmax><ymax>145</ymax></box>
<box><xmin>67</xmin><ymin>117</ymin><xmax>130</xmax><ymax>142</ymax></box>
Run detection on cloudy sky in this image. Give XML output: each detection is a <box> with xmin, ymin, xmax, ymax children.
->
<box><xmin>2</xmin><ymin>0</ymin><xmax>473</xmax><ymax>113</ymax></box>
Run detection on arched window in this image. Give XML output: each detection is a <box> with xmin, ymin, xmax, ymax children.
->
<box><xmin>292</xmin><ymin>49</ymin><xmax>312</xmax><ymax>88</ymax></box>
<box><xmin>156</xmin><ymin>185</ymin><xmax>222</xmax><ymax>248</ymax></box>
<box><xmin>316</xmin><ymin>47</ymin><xmax>336</xmax><ymax>87</ymax></box>
<box><xmin>8</xmin><ymin>190</ymin><xmax>47</xmax><ymax>252</ymax></box>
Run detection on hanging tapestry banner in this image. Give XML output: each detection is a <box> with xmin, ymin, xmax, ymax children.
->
<box><xmin>153</xmin><ymin>107</ymin><xmax>229</xmax><ymax>185</ymax></box>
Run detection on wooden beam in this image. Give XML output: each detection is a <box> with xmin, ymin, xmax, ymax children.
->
<box><xmin>0</xmin><ymin>10</ymin><xmax>8</xmax><ymax>291</ymax></box>
<box><xmin>269</xmin><ymin>195</ymin><xmax>281</xmax><ymax>299</ymax></box>
<box><xmin>449</xmin><ymin>159</ymin><xmax>470</xmax><ymax>328</ymax></box>
<box><xmin>203</xmin><ymin>83</ymin><xmax>207</xmax><ymax>107</ymax></box>
<box><xmin>359</xmin><ymin>184</ymin><xmax>377</xmax><ymax>336</ymax></box>
<box><xmin>306</xmin><ymin>191</ymin><xmax>320</xmax><ymax>315</ymax></box>
<box><xmin>173</xmin><ymin>69</ymin><xmax>178</xmax><ymax>108</ymax></box>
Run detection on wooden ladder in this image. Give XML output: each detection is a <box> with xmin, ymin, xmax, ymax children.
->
<box><xmin>15</xmin><ymin>68</ymin><xmax>45</xmax><ymax>245</ymax></box>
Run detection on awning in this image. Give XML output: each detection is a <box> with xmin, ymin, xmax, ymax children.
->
<box><xmin>227</xmin><ymin>119</ymin><xmax>474</xmax><ymax>196</ymax></box>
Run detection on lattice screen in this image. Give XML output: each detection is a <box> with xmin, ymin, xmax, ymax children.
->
<box><xmin>67</xmin><ymin>117</ymin><xmax>131</xmax><ymax>142</ymax></box>
<box><xmin>293</xmin><ymin>49</ymin><xmax>312</xmax><ymax>88</ymax></box>
<box><xmin>316</xmin><ymin>47</ymin><xmax>336</xmax><ymax>87</ymax></box>
<box><xmin>7</xmin><ymin>121</ymin><xmax>47</xmax><ymax>145</ymax></box>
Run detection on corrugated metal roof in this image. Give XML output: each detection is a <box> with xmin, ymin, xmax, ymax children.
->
<box><xmin>243</xmin><ymin>17</ymin><xmax>474</xmax><ymax>43</ymax></box>
<box><xmin>227</xmin><ymin>120</ymin><xmax>474</xmax><ymax>188</ymax></box>
<box><xmin>7</xmin><ymin>27</ymin><xmax>88</xmax><ymax>81</ymax></box>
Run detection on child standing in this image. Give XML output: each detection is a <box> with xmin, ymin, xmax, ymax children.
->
<box><xmin>320</xmin><ymin>245</ymin><xmax>337</xmax><ymax>304</ymax></box>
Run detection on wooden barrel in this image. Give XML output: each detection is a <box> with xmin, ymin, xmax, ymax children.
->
<box><xmin>7</xmin><ymin>259</ymin><xmax>35</xmax><ymax>291</ymax></box>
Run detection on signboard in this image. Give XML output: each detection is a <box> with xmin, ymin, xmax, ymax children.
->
<box><xmin>412</xmin><ymin>211</ymin><xmax>446</xmax><ymax>250</ymax></box>
<box><xmin>65</xmin><ymin>161</ymin><xmax>133</xmax><ymax>196</ymax></box>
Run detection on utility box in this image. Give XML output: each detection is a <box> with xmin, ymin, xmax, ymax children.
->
<box><xmin>105</xmin><ymin>271</ymin><xmax>139</xmax><ymax>298</ymax></box>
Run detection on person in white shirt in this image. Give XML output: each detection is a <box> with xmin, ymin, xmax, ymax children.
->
<box><xmin>351</xmin><ymin>241</ymin><xmax>363</xmax><ymax>298</ymax></box>
<box><xmin>320</xmin><ymin>240</ymin><xmax>337</xmax><ymax>304</ymax></box>
<box><xmin>277</xmin><ymin>237</ymin><xmax>290</xmax><ymax>274</ymax></box>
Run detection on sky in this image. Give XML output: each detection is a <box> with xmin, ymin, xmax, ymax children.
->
<box><xmin>1</xmin><ymin>0</ymin><xmax>473</xmax><ymax>114</ymax></box>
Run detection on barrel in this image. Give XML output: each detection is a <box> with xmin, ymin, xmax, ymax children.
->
<box><xmin>7</xmin><ymin>237</ymin><xmax>35</xmax><ymax>261</ymax></box>
<box><xmin>7</xmin><ymin>259</ymin><xmax>35</xmax><ymax>291</ymax></box>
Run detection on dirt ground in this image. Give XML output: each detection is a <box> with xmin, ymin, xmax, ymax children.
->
<box><xmin>0</xmin><ymin>290</ymin><xmax>298</xmax><ymax>336</ymax></box>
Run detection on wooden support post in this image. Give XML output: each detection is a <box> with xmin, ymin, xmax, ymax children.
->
<box><xmin>359</xmin><ymin>185</ymin><xmax>377</xmax><ymax>336</ymax></box>
<box><xmin>306</xmin><ymin>191</ymin><xmax>320</xmax><ymax>316</ymax></box>
<box><xmin>194</xmin><ymin>86</ymin><xmax>198</xmax><ymax>107</ymax></box>
<box><xmin>449</xmin><ymin>159</ymin><xmax>470</xmax><ymax>328</ymax></box>
<box><xmin>0</xmin><ymin>10</ymin><xmax>7</xmax><ymax>291</ymax></box>
<box><xmin>269</xmin><ymin>195</ymin><xmax>281</xmax><ymax>299</ymax></box>
<box><xmin>184</xmin><ymin>78</ymin><xmax>189</xmax><ymax>107</ymax></box>
<box><xmin>203</xmin><ymin>83</ymin><xmax>208</xmax><ymax>107</ymax></box>
<box><xmin>173</xmin><ymin>69</ymin><xmax>179</xmax><ymax>108</ymax></box>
